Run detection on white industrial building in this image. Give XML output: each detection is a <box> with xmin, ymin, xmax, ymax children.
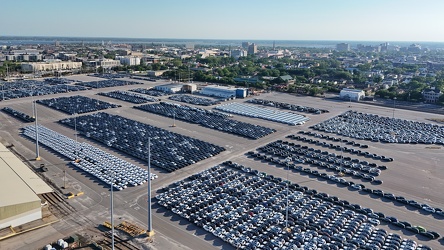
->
<box><xmin>117</xmin><ymin>56</ymin><xmax>141</xmax><ymax>66</ymax></box>
<box><xmin>0</xmin><ymin>143</ymin><xmax>53</xmax><ymax>230</ymax></box>
<box><xmin>21</xmin><ymin>60</ymin><xmax>82</xmax><ymax>72</ymax></box>
<box><xmin>97</xmin><ymin>59</ymin><xmax>121</xmax><ymax>68</ymax></box>
<box><xmin>230</xmin><ymin>49</ymin><xmax>248</xmax><ymax>59</ymax></box>
<box><xmin>155</xmin><ymin>83</ymin><xmax>183</xmax><ymax>93</ymax></box>
<box><xmin>200</xmin><ymin>85</ymin><xmax>247</xmax><ymax>98</ymax></box>
<box><xmin>182</xmin><ymin>83</ymin><xmax>197</xmax><ymax>93</ymax></box>
<box><xmin>339</xmin><ymin>88</ymin><xmax>365</xmax><ymax>101</ymax></box>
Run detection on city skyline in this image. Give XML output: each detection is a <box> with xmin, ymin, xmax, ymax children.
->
<box><xmin>1</xmin><ymin>0</ymin><xmax>444</xmax><ymax>42</ymax></box>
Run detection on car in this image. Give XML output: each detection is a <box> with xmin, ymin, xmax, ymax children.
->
<box><xmin>414</xmin><ymin>225</ymin><xmax>427</xmax><ymax>233</ymax></box>
<box><xmin>419</xmin><ymin>231</ymin><xmax>436</xmax><ymax>239</ymax></box>
<box><xmin>372</xmin><ymin>190</ymin><xmax>384</xmax><ymax>196</ymax></box>
<box><xmin>421</xmin><ymin>205</ymin><xmax>436</xmax><ymax>213</ymax></box>
<box><xmin>385</xmin><ymin>216</ymin><xmax>398</xmax><ymax>223</ymax></box>
<box><xmin>427</xmin><ymin>231</ymin><xmax>441</xmax><ymax>239</ymax></box>
<box><xmin>371</xmin><ymin>179</ymin><xmax>383</xmax><ymax>185</ymax></box>
<box><xmin>399</xmin><ymin>221</ymin><xmax>412</xmax><ymax>227</ymax></box>
<box><xmin>392</xmin><ymin>222</ymin><xmax>405</xmax><ymax>228</ymax></box>
<box><xmin>383</xmin><ymin>193</ymin><xmax>396</xmax><ymax>200</ymax></box>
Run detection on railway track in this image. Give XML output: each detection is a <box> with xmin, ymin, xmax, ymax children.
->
<box><xmin>98</xmin><ymin>232</ymin><xmax>141</xmax><ymax>250</ymax></box>
<box><xmin>41</xmin><ymin>192</ymin><xmax>77</xmax><ymax>218</ymax></box>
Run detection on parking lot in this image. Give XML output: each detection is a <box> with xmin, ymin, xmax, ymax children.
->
<box><xmin>0</xmin><ymin>77</ymin><xmax>443</xmax><ymax>249</ymax></box>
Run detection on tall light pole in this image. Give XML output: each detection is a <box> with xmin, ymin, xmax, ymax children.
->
<box><xmin>1</xmin><ymin>82</ymin><xmax>4</xmax><ymax>101</ymax></box>
<box><xmin>34</xmin><ymin>100</ymin><xmax>41</xmax><ymax>161</ymax></box>
<box><xmin>110</xmin><ymin>170</ymin><xmax>115</xmax><ymax>250</ymax></box>
<box><xmin>73</xmin><ymin>113</ymin><xmax>80</xmax><ymax>162</ymax></box>
<box><xmin>6</xmin><ymin>63</ymin><xmax>9</xmax><ymax>82</ymax></box>
<box><xmin>31</xmin><ymin>85</ymin><xmax>35</xmax><ymax>118</ymax></box>
<box><xmin>339</xmin><ymin>134</ymin><xmax>345</xmax><ymax>176</ymax></box>
<box><xmin>392</xmin><ymin>97</ymin><xmax>397</xmax><ymax>119</ymax></box>
<box><xmin>147</xmin><ymin>137</ymin><xmax>155</xmax><ymax>237</ymax></box>
<box><xmin>172</xmin><ymin>112</ymin><xmax>176</xmax><ymax>127</ymax></box>
<box><xmin>74</xmin><ymin>114</ymin><xmax>78</xmax><ymax>144</ymax></box>
<box><xmin>284</xmin><ymin>157</ymin><xmax>291</xmax><ymax>233</ymax></box>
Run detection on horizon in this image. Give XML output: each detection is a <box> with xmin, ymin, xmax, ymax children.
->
<box><xmin>2</xmin><ymin>35</ymin><xmax>444</xmax><ymax>44</ymax></box>
<box><xmin>3</xmin><ymin>36</ymin><xmax>444</xmax><ymax>49</ymax></box>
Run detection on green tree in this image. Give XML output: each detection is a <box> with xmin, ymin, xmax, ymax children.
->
<box><xmin>357</xmin><ymin>63</ymin><xmax>371</xmax><ymax>71</ymax></box>
<box><xmin>438</xmin><ymin>94</ymin><xmax>444</xmax><ymax>104</ymax></box>
<box><xmin>271</xmin><ymin>69</ymin><xmax>280</xmax><ymax>77</ymax></box>
<box><xmin>373</xmin><ymin>75</ymin><xmax>383</xmax><ymax>83</ymax></box>
<box><xmin>172</xmin><ymin>59</ymin><xmax>183</xmax><ymax>67</ymax></box>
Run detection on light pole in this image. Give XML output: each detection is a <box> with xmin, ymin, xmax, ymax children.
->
<box><xmin>1</xmin><ymin>82</ymin><xmax>4</xmax><ymax>101</ymax></box>
<box><xmin>147</xmin><ymin>137</ymin><xmax>155</xmax><ymax>237</ymax></box>
<box><xmin>31</xmin><ymin>85</ymin><xmax>35</xmax><ymax>118</ymax></box>
<box><xmin>74</xmin><ymin>113</ymin><xmax>80</xmax><ymax>164</ymax></box>
<box><xmin>110</xmin><ymin>170</ymin><xmax>115</xmax><ymax>250</ymax></box>
<box><xmin>33</xmin><ymin>100</ymin><xmax>41</xmax><ymax>161</ymax></box>
<box><xmin>74</xmin><ymin>114</ymin><xmax>78</xmax><ymax>144</ymax></box>
<box><xmin>392</xmin><ymin>97</ymin><xmax>397</xmax><ymax>119</ymax></box>
<box><xmin>284</xmin><ymin>157</ymin><xmax>291</xmax><ymax>233</ymax></box>
<box><xmin>63</xmin><ymin>167</ymin><xmax>67</xmax><ymax>189</ymax></box>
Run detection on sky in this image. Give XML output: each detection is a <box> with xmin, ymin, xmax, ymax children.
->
<box><xmin>1</xmin><ymin>0</ymin><xmax>443</xmax><ymax>42</ymax></box>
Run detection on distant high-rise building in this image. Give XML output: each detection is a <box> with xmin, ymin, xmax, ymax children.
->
<box><xmin>357</xmin><ymin>44</ymin><xmax>380</xmax><ymax>52</ymax></box>
<box><xmin>55</xmin><ymin>40</ymin><xmax>60</xmax><ymax>47</ymax></box>
<box><xmin>231</xmin><ymin>49</ymin><xmax>248</xmax><ymax>59</ymax></box>
<box><xmin>118</xmin><ymin>56</ymin><xmax>141</xmax><ymax>66</ymax></box>
<box><xmin>408</xmin><ymin>44</ymin><xmax>421</xmax><ymax>53</ymax></box>
<box><xmin>242</xmin><ymin>42</ymin><xmax>251</xmax><ymax>49</ymax></box>
<box><xmin>185</xmin><ymin>43</ymin><xmax>195</xmax><ymax>50</ymax></box>
<box><xmin>273</xmin><ymin>41</ymin><xmax>276</xmax><ymax>50</ymax></box>
<box><xmin>336</xmin><ymin>43</ymin><xmax>350</xmax><ymax>52</ymax></box>
<box><xmin>248</xmin><ymin>43</ymin><xmax>257</xmax><ymax>55</ymax></box>
<box><xmin>380</xmin><ymin>42</ymin><xmax>389</xmax><ymax>52</ymax></box>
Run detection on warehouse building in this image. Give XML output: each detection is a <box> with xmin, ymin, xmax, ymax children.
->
<box><xmin>339</xmin><ymin>88</ymin><xmax>365</xmax><ymax>101</ymax></box>
<box><xmin>155</xmin><ymin>83</ymin><xmax>183</xmax><ymax>93</ymax></box>
<box><xmin>21</xmin><ymin>60</ymin><xmax>82</xmax><ymax>72</ymax></box>
<box><xmin>200</xmin><ymin>85</ymin><xmax>247</xmax><ymax>98</ymax></box>
<box><xmin>0</xmin><ymin>143</ymin><xmax>53</xmax><ymax>229</ymax></box>
<box><xmin>182</xmin><ymin>83</ymin><xmax>197</xmax><ymax>93</ymax></box>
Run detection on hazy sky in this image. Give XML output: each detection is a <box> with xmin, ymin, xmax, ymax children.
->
<box><xmin>1</xmin><ymin>0</ymin><xmax>443</xmax><ymax>42</ymax></box>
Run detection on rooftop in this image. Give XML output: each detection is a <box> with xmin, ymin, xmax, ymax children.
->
<box><xmin>0</xmin><ymin>142</ymin><xmax>52</xmax><ymax>207</ymax></box>
<box><xmin>342</xmin><ymin>88</ymin><xmax>364</xmax><ymax>93</ymax></box>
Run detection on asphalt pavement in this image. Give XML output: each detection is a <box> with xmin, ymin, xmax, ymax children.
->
<box><xmin>0</xmin><ymin>79</ymin><xmax>443</xmax><ymax>249</ymax></box>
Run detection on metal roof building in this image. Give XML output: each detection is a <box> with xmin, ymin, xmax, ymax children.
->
<box><xmin>200</xmin><ymin>85</ymin><xmax>248</xmax><ymax>98</ymax></box>
<box><xmin>339</xmin><ymin>88</ymin><xmax>365</xmax><ymax>101</ymax></box>
<box><xmin>154</xmin><ymin>83</ymin><xmax>183</xmax><ymax>93</ymax></box>
<box><xmin>0</xmin><ymin>143</ymin><xmax>53</xmax><ymax>229</ymax></box>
